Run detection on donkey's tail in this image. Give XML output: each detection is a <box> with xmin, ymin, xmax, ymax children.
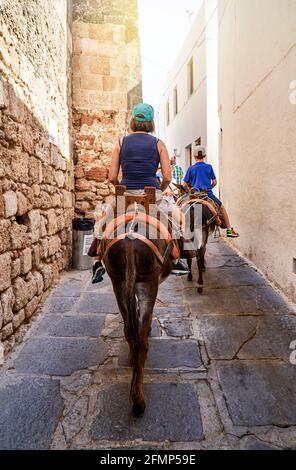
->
<box><xmin>125</xmin><ymin>239</ymin><xmax>140</xmax><ymax>400</ymax></box>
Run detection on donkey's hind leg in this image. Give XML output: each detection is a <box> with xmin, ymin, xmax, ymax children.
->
<box><xmin>131</xmin><ymin>281</ymin><xmax>158</xmax><ymax>417</ymax></box>
<box><xmin>187</xmin><ymin>258</ymin><xmax>193</xmax><ymax>281</ymax></box>
<box><xmin>111</xmin><ymin>281</ymin><xmax>135</xmax><ymax>365</ymax></box>
<box><xmin>197</xmin><ymin>246</ymin><xmax>206</xmax><ymax>294</ymax></box>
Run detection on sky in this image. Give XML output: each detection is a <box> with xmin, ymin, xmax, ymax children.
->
<box><xmin>138</xmin><ymin>0</ymin><xmax>203</xmax><ymax>114</ymax></box>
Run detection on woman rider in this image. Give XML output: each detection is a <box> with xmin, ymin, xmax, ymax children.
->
<box><xmin>92</xmin><ymin>103</ymin><xmax>190</xmax><ymax>283</ymax></box>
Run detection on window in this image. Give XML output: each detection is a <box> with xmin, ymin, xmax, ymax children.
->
<box><xmin>185</xmin><ymin>144</ymin><xmax>193</xmax><ymax>167</ymax></box>
<box><xmin>166</xmin><ymin>100</ymin><xmax>170</xmax><ymax>126</ymax></box>
<box><xmin>188</xmin><ymin>57</ymin><xmax>194</xmax><ymax>97</ymax></box>
<box><xmin>173</xmin><ymin>86</ymin><xmax>178</xmax><ymax>116</ymax></box>
<box><xmin>195</xmin><ymin>137</ymin><xmax>201</xmax><ymax>146</ymax></box>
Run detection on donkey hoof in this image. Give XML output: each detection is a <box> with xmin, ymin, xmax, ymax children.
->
<box><xmin>197</xmin><ymin>285</ymin><xmax>203</xmax><ymax>294</ymax></box>
<box><xmin>188</xmin><ymin>274</ymin><xmax>193</xmax><ymax>282</ymax></box>
<box><xmin>132</xmin><ymin>402</ymin><xmax>146</xmax><ymax>417</ymax></box>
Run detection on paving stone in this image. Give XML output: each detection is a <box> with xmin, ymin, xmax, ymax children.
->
<box><xmin>239</xmin><ymin>315</ymin><xmax>296</xmax><ymax>359</ymax></box>
<box><xmin>84</xmin><ymin>277</ymin><xmax>113</xmax><ymax>293</ymax></box>
<box><xmin>0</xmin><ymin>377</ymin><xmax>63</xmax><ymax>450</ymax></box>
<box><xmin>101</xmin><ymin>317</ymin><xmax>161</xmax><ymax>338</ymax></box>
<box><xmin>62</xmin><ymin>396</ymin><xmax>89</xmax><ymax>442</ymax></box>
<box><xmin>36</xmin><ymin>315</ymin><xmax>105</xmax><ymax>338</ymax></box>
<box><xmin>90</xmin><ymin>383</ymin><xmax>204</xmax><ymax>442</ymax></box>
<box><xmin>163</xmin><ymin>319</ymin><xmax>193</xmax><ymax>338</ymax></box>
<box><xmin>200</xmin><ymin>315</ymin><xmax>257</xmax><ymax>359</ymax></box>
<box><xmin>119</xmin><ymin>339</ymin><xmax>202</xmax><ymax>370</ymax></box>
<box><xmin>203</xmin><ymin>266</ymin><xmax>266</xmax><ymax>289</ymax></box>
<box><xmin>77</xmin><ymin>293</ymin><xmax>118</xmax><ymax>314</ymax></box>
<box><xmin>14</xmin><ymin>337</ymin><xmax>108</xmax><ymax>376</ymax></box>
<box><xmin>184</xmin><ymin>285</ymin><xmax>293</xmax><ymax>316</ymax></box>
<box><xmin>240</xmin><ymin>436</ymin><xmax>281</xmax><ymax>450</ymax></box>
<box><xmin>205</xmin><ymin>254</ymin><xmax>248</xmax><ymax>269</ymax></box>
<box><xmin>206</xmin><ymin>240</ymin><xmax>238</xmax><ymax>257</ymax></box>
<box><xmin>218</xmin><ymin>363</ymin><xmax>296</xmax><ymax>426</ymax></box>
<box><xmin>44</xmin><ymin>296</ymin><xmax>77</xmax><ymax>314</ymax></box>
<box><xmin>52</xmin><ymin>278</ymin><xmax>85</xmax><ymax>297</ymax></box>
<box><xmin>160</xmin><ymin>277</ymin><xmax>184</xmax><ymax>291</ymax></box>
<box><xmin>154</xmin><ymin>306</ymin><xmax>189</xmax><ymax>318</ymax></box>
<box><xmin>156</xmin><ymin>290</ymin><xmax>184</xmax><ymax>307</ymax></box>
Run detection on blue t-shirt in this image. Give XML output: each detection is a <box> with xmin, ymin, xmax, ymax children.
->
<box><xmin>183</xmin><ymin>162</ymin><xmax>216</xmax><ymax>192</ymax></box>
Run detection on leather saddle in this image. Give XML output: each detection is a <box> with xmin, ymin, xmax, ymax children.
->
<box><xmin>88</xmin><ymin>186</ymin><xmax>180</xmax><ymax>263</ymax></box>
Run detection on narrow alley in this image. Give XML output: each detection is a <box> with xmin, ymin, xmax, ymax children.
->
<box><xmin>1</xmin><ymin>237</ymin><xmax>296</xmax><ymax>450</ymax></box>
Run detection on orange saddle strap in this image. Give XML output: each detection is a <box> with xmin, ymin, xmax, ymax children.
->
<box><xmin>102</xmin><ymin>212</ymin><xmax>180</xmax><ymax>262</ymax></box>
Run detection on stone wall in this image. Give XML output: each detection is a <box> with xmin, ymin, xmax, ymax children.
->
<box><xmin>72</xmin><ymin>0</ymin><xmax>142</xmax><ymax>217</ymax></box>
<box><xmin>0</xmin><ymin>0</ymin><xmax>74</xmax><ymax>353</ymax></box>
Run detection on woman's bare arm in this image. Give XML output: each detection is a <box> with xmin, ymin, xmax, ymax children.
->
<box><xmin>158</xmin><ymin>140</ymin><xmax>172</xmax><ymax>192</ymax></box>
<box><xmin>109</xmin><ymin>141</ymin><xmax>121</xmax><ymax>186</ymax></box>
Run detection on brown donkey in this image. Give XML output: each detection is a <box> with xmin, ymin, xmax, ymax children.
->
<box><xmin>102</xmin><ymin>187</ymin><xmax>178</xmax><ymax>416</ymax></box>
<box><xmin>175</xmin><ymin>190</ymin><xmax>219</xmax><ymax>294</ymax></box>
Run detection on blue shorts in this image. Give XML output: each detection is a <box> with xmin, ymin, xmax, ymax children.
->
<box><xmin>194</xmin><ymin>188</ymin><xmax>222</xmax><ymax>207</ymax></box>
<box><xmin>208</xmin><ymin>191</ymin><xmax>222</xmax><ymax>207</ymax></box>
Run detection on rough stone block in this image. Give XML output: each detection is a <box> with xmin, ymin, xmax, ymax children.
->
<box><xmin>12</xmin><ymin>277</ymin><xmax>29</xmax><ymax>312</ymax></box>
<box><xmin>62</xmin><ymin>190</ymin><xmax>73</xmax><ymax>209</ymax></box>
<box><xmin>40</xmin><ymin>264</ymin><xmax>54</xmax><ymax>290</ymax></box>
<box><xmin>16</xmin><ymin>191</ymin><xmax>28</xmax><ymax>216</ymax></box>
<box><xmin>33</xmin><ymin>271</ymin><xmax>44</xmax><ymax>296</ymax></box>
<box><xmin>1</xmin><ymin>287</ymin><xmax>15</xmax><ymax>326</ymax></box>
<box><xmin>10</xmin><ymin>222</ymin><xmax>29</xmax><ymax>250</ymax></box>
<box><xmin>48</xmin><ymin>235</ymin><xmax>61</xmax><ymax>256</ymax></box>
<box><xmin>55</xmin><ymin>171</ymin><xmax>65</xmax><ymax>188</ymax></box>
<box><xmin>11</xmin><ymin>258</ymin><xmax>21</xmax><ymax>279</ymax></box>
<box><xmin>103</xmin><ymin>76</ymin><xmax>117</xmax><ymax>92</ymax></box>
<box><xmin>40</xmin><ymin>216</ymin><xmax>47</xmax><ymax>238</ymax></box>
<box><xmin>0</xmin><ymin>252</ymin><xmax>11</xmax><ymax>292</ymax></box>
<box><xmin>29</xmin><ymin>158</ymin><xmax>42</xmax><ymax>184</ymax></box>
<box><xmin>0</xmin><ymin>78</ymin><xmax>8</xmax><ymax>109</ymax></box>
<box><xmin>0</xmin><ymin>192</ymin><xmax>4</xmax><ymax>218</ymax></box>
<box><xmin>1</xmin><ymin>322</ymin><xmax>13</xmax><ymax>340</ymax></box>
<box><xmin>11</xmin><ymin>153</ymin><xmax>29</xmax><ymax>183</ymax></box>
<box><xmin>26</xmin><ymin>210</ymin><xmax>41</xmax><ymax>243</ymax></box>
<box><xmin>3</xmin><ymin>191</ymin><xmax>18</xmax><ymax>218</ymax></box>
<box><xmin>0</xmin><ymin>301</ymin><xmax>3</xmax><ymax>330</ymax></box>
<box><xmin>25</xmin><ymin>295</ymin><xmax>40</xmax><ymax>319</ymax></box>
<box><xmin>26</xmin><ymin>275</ymin><xmax>38</xmax><ymax>301</ymax></box>
<box><xmin>39</xmin><ymin>238</ymin><xmax>49</xmax><ymax>259</ymax></box>
<box><xmin>13</xmin><ymin>309</ymin><xmax>25</xmax><ymax>330</ymax></box>
<box><xmin>20</xmin><ymin>248</ymin><xmax>32</xmax><ymax>275</ymax></box>
<box><xmin>46</xmin><ymin>209</ymin><xmax>58</xmax><ymax>235</ymax></box>
<box><xmin>85</xmin><ymin>167</ymin><xmax>107</xmax><ymax>182</ymax></box>
<box><xmin>0</xmin><ymin>220</ymin><xmax>11</xmax><ymax>254</ymax></box>
<box><xmin>32</xmin><ymin>244</ymin><xmax>41</xmax><ymax>269</ymax></box>
<box><xmin>81</xmin><ymin>74</ymin><xmax>103</xmax><ymax>91</ymax></box>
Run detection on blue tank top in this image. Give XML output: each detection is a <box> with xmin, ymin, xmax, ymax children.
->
<box><xmin>120</xmin><ymin>133</ymin><xmax>161</xmax><ymax>190</ymax></box>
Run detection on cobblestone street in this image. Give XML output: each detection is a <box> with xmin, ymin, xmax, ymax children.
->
<box><xmin>1</xmin><ymin>238</ymin><xmax>296</xmax><ymax>450</ymax></box>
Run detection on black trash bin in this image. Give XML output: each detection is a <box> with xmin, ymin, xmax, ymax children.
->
<box><xmin>72</xmin><ymin>218</ymin><xmax>95</xmax><ymax>270</ymax></box>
